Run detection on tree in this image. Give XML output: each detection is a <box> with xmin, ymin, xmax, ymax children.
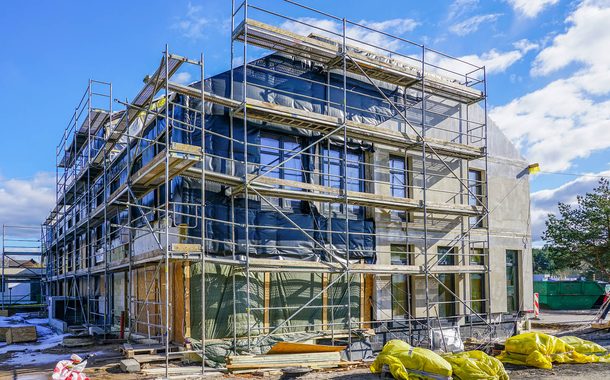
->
<box><xmin>542</xmin><ymin>178</ymin><xmax>610</xmax><ymax>281</ymax></box>
<box><xmin>532</xmin><ymin>248</ymin><xmax>556</xmax><ymax>274</ymax></box>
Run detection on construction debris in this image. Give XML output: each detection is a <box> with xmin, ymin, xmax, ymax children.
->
<box><xmin>62</xmin><ymin>335</ymin><xmax>94</xmax><ymax>348</ymax></box>
<box><xmin>119</xmin><ymin>358</ymin><xmax>141</xmax><ymax>373</ymax></box>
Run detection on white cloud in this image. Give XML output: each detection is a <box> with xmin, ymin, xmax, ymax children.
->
<box><xmin>449</xmin><ymin>14</ymin><xmax>501</xmax><ymax>36</ymax></box>
<box><xmin>172</xmin><ymin>2</ymin><xmax>209</xmax><ymax>40</ymax></box>
<box><xmin>507</xmin><ymin>0</ymin><xmax>559</xmax><ymax>18</ymax></box>
<box><xmin>174</xmin><ymin>72</ymin><xmax>192</xmax><ymax>85</ymax></box>
<box><xmin>491</xmin><ymin>1</ymin><xmax>610</xmax><ymax>171</ymax></box>
<box><xmin>530</xmin><ymin>170</ymin><xmax>610</xmax><ymax>244</ymax></box>
<box><xmin>447</xmin><ymin>0</ymin><xmax>480</xmax><ymax>21</ymax></box>
<box><xmin>280</xmin><ymin>17</ymin><xmax>419</xmax><ymax>53</ymax></box>
<box><xmin>0</xmin><ymin>173</ymin><xmax>55</xmax><ymax>237</ymax></box>
<box><xmin>532</xmin><ymin>1</ymin><xmax>610</xmax><ymax>76</ymax></box>
<box><xmin>428</xmin><ymin>39</ymin><xmax>536</xmax><ymax>80</ymax></box>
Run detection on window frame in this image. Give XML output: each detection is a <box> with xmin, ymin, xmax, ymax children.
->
<box><xmin>320</xmin><ymin>144</ymin><xmax>366</xmax><ymax>216</ymax></box>
<box><xmin>259</xmin><ymin>132</ymin><xmax>305</xmax><ymax>210</ymax></box>
<box><xmin>468</xmin><ymin>168</ymin><xmax>485</xmax><ymax>228</ymax></box>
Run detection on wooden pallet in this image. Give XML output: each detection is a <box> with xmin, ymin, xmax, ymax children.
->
<box><xmin>120</xmin><ymin>343</ymin><xmax>180</xmax><ymax>359</ymax></box>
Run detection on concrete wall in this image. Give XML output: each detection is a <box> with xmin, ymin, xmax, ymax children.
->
<box><xmin>372</xmin><ymin>100</ymin><xmax>532</xmax><ymax>322</ymax></box>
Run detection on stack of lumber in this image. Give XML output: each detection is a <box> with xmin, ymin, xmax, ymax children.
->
<box><xmin>226</xmin><ymin>342</ymin><xmax>350</xmax><ymax>373</ymax></box>
<box><xmin>226</xmin><ymin>352</ymin><xmax>342</xmax><ymax>372</ymax></box>
<box><xmin>6</xmin><ymin>326</ymin><xmax>37</xmax><ymax>344</ymax></box>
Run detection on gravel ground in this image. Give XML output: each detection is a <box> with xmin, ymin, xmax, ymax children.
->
<box><xmin>2</xmin><ymin>311</ymin><xmax>610</xmax><ymax>379</ymax></box>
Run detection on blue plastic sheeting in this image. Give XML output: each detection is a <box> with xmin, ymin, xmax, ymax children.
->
<box><xmin>109</xmin><ymin>53</ymin><xmax>387</xmax><ymax>262</ymax></box>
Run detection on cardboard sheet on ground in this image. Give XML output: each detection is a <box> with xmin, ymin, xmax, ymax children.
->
<box><xmin>443</xmin><ymin>350</ymin><xmax>509</xmax><ymax>380</ymax></box>
<box><xmin>370</xmin><ymin>340</ymin><xmax>452</xmax><ymax>380</ymax></box>
<box><xmin>497</xmin><ymin>332</ymin><xmax>610</xmax><ymax>369</ymax></box>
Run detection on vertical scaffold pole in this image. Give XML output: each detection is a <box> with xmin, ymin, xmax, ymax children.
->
<box><xmin>421</xmin><ymin>45</ymin><xmax>431</xmax><ymax>348</ymax></box>
<box><xmin>342</xmin><ymin>17</ymin><xmax>353</xmax><ymax>361</ymax></box>
<box><xmin>200</xmin><ymin>52</ymin><xmax>207</xmax><ymax>375</ymax></box>
<box><xmin>126</xmin><ymin>96</ymin><xmax>133</xmax><ymax>340</ymax></box>
<box><xmin>242</xmin><ymin>0</ymin><xmax>252</xmax><ymax>353</ymax></box>
<box><xmin>164</xmin><ymin>44</ymin><xmax>171</xmax><ymax>377</ymax></box>
<box><xmin>483</xmin><ymin>66</ymin><xmax>492</xmax><ymax>325</ymax></box>
<box><xmin>230</xmin><ymin>0</ymin><xmax>238</xmax><ymax>355</ymax></box>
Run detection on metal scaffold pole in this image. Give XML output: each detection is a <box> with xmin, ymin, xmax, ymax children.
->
<box><xmin>200</xmin><ymin>51</ymin><xmax>207</xmax><ymax>375</ymax></box>
<box><xmin>421</xmin><ymin>45</ymin><xmax>431</xmax><ymax>347</ymax></box>
<box><xmin>341</xmin><ymin>17</ymin><xmax>353</xmax><ymax>361</ymax></box>
<box><xmin>164</xmin><ymin>44</ymin><xmax>171</xmax><ymax>376</ymax></box>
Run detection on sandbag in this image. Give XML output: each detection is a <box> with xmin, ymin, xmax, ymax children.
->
<box><xmin>370</xmin><ymin>340</ymin><xmax>452</xmax><ymax>380</ymax></box>
<box><xmin>497</xmin><ymin>332</ymin><xmax>610</xmax><ymax>369</ymax></box>
<box><xmin>559</xmin><ymin>336</ymin><xmax>607</xmax><ymax>355</ymax></box>
<box><xmin>443</xmin><ymin>350</ymin><xmax>508</xmax><ymax>380</ymax></box>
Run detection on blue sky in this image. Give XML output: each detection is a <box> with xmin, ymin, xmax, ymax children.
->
<box><xmin>0</xmin><ymin>0</ymin><xmax>609</xmax><ymax>244</ymax></box>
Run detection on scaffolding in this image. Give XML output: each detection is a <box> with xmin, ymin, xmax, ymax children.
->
<box><xmin>1</xmin><ymin>225</ymin><xmax>44</xmax><ymax>311</ymax></box>
<box><xmin>42</xmin><ymin>0</ymin><xmax>514</xmax><ymax>376</ymax></box>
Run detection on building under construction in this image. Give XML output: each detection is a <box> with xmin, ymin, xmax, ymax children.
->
<box><xmin>42</xmin><ymin>0</ymin><xmax>532</xmax><ymax>368</ymax></box>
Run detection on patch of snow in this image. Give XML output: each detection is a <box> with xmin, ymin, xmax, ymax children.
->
<box><xmin>5</xmin><ymin>350</ymin><xmax>107</xmax><ymax>368</ymax></box>
<box><xmin>4</xmin><ymin>352</ymin><xmax>67</xmax><ymax>366</ymax></box>
<box><xmin>0</xmin><ymin>312</ymin><xmax>67</xmax><ymax>354</ymax></box>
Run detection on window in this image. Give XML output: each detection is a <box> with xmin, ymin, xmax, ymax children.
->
<box><xmin>260</xmin><ymin>133</ymin><xmax>304</xmax><ymax>209</ymax></box>
<box><xmin>468</xmin><ymin>169</ymin><xmax>484</xmax><ymax>228</ymax></box>
<box><xmin>470</xmin><ymin>273</ymin><xmax>485</xmax><ymax>314</ymax></box>
<box><xmin>469</xmin><ymin>248</ymin><xmax>486</xmax><ymax>314</ymax></box>
<box><xmin>389</xmin><ymin>156</ymin><xmax>407</xmax><ymax>198</ymax></box>
<box><xmin>390</xmin><ymin>155</ymin><xmax>410</xmax><ymax>221</ymax></box>
<box><xmin>320</xmin><ymin>145</ymin><xmax>364</xmax><ymax>215</ymax></box>
<box><xmin>506</xmin><ymin>250</ymin><xmax>520</xmax><ymax>313</ymax></box>
<box><xmin>391</xmin><ymin>244</ymin><xmax>413</xmax><ymax>319</ymax></box>
<box><xmin>437</xmin><ymin>246</ymin><xmax>456</xmax><ymax>317</ymax></box>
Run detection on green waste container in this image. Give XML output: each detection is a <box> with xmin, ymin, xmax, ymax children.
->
<box><xmin>533</xmin><ymin>281</ymin><xmax>605</xmax><ymax>310</ymax></box>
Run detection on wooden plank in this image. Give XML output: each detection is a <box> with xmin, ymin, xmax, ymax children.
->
<box><xmin>173</xmin><ymin>261</ymin><xmax>186</xmax><ymax>344</ymax></box>
<box><xmin>263</xmin><ymin>272</ymin><xmax>271</xmax><ymax>333</ymax></box>
<box><xmin>228</xmin><ymin>352</ymin><xmax>341</xmax><ymax>364</ymax></box>
<box><xmin>0</xmin><ymin>327</ymin><xmax>8</xmax><ymax>342</ymax></box>
<box><xmin>171</xmin><ymin>243</ymin><xmax>202</xmax><ymax>253</ymax></box>
<box><xmin>227</xmin><ymin>361</ymin><xmax>340</xmax><ymax>370</ymax></box>
<box><xmin>6</xmin><ymin>326</ymin><xmax>37</xmax><ymax>344</ymax></box>
<box><xmin>183</xmin><ymin>261</ymin><xmax>191</xmax><ymax>340</ymax></box>
<box><xmin>267</xmin><ymin>342</ymin><xmax>346</xmax><ymax>355</ymax></box>
<box><xmin>363</xmin><ymin>274</ymin><xmax>375</xmax><ymax>329</ymax></box>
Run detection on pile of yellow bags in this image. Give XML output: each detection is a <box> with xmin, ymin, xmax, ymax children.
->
<box><xmin>370</xmin><ymin>340</ymin><xmax>508</xmax><ymax>380</ymax></box>
<box><xmin>496</xmin><ymin>332</ymin><xmax>610</xmax><ymax>369</ymax></box>
<box><xmin>443</xmin><ymin>350</ymin><xmax>509</xmax><ymax>380</ymax></box>
<box><xmin>370</xmin><ymin>333</ymin><xmax>609</xmax><ymax>378</ymax></box>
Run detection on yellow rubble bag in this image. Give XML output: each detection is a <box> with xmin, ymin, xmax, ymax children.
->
<box><xmin>496</xmin><ymin>332</ymin><xmax>610</xmax><ymax>369</ymax></box>
<box><xmin>443</xmin><ymin>350</ymin><xmax>508</xmax><ymax>380</ymax></box>
<box><xmin>559</xmin><ymin>336</ymin><xmax>607</xmax><ymax>355</ymax></box>
<box><xmin>370</xmin><ymin>339</ymin><xmax>453</xmax><ymax>380</ymax></box>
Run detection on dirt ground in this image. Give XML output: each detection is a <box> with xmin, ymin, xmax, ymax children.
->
<box><xmin>2</xmin><ymin>310</ymin><xmax>610</xmax><ymax>379</ymax></box>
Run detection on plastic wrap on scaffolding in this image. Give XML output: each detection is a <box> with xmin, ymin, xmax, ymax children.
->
<box><xmin>189</xmin><ymin>263</ymin><xmax>361</xmax><ymax>340</ymax></box>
